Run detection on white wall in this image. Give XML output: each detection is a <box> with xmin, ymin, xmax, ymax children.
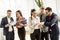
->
<box><xmin>0</xmin><ymin>0</ymin><xmax>60</xmax><ymax>40</ymax></box>
<box><xmin>56</xmin><ymin>0</ymin><xmax>60</xmax><ymax>16</ymax></box>
<box><xmin>0</xmin><ymin>0</ymin><xmax>57</xmax><ymax>23</ymax></box>
<box><xmin>0</xmin><ymin>0</ymin><xmax>58</xmax><ymax>31</ymax></box>
<box><xmin>43</xmin><ymin>0</ymin><xmax>57</xmax><ymax>13</ymax></box>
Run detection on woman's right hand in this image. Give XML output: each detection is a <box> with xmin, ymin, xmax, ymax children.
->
<box><xmin>17</xmin><ymin>23</ymin><xmax>25</xmax><ymax>28</ymax></box>
<box><xmin>19</xmin><ymin>23</ymin><xmax>24</xmax><ymax>26</ymax></box>
<box><xmin>16</xmin><ymin>26</ymin><xmax>23</xmax><ymax>28</ymax></box>
<box><xmin>33</xmin><ymin>23</ymin><xmax>38</xmax><ymax>27</ymax></box>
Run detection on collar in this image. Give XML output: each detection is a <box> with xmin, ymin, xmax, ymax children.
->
<box><xmin>32</xmin><ymin>16</ymin><xmax>38</xmax><ymax>19</ymax></box>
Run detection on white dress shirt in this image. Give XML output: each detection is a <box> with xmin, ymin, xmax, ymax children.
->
<box><xmin>7</xmin><ymin>17</ymin><xmax>13</xmax><ymax>32</ymax></box>
<box><xmin>32</xmin><ymin>16</ymin><xmax>40</xmax><ymax>29</ymax></box>
<box><xmin>28</xmin><ymin>16</ymin><xmax>40</xmax><ymax>33</ymax></box>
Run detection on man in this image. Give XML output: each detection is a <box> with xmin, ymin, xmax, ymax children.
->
<box><xmin>38</xmin><ymin>7</ymin><xmax>46</xmax><ymax>22</ymax></box>
<box><xmin>44</xmin><ymin>7</ymin><xmax>59</xmax><ymax>40</ymax></box>
<box><xmin>38</xmin><ymin>7</ymin><xmax>49</xmax><ymax>40</ymax></box>
<box><xmin>1</xmin><ymin>10</ymin><xmax>14</xmax><ymax>40</ymax></box>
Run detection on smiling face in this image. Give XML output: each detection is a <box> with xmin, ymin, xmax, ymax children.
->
<box><xmin>16</xmin><ymin>10</ymin><xmax>22</xmax><ymax>18</ymax></box>
<box><xmin>32</xmin><ymin>11</ymin><xmax>37</xmax><ymax>17</ymax></box>
<box><xmin>45</xmin><ymin>7</ymin><xmax>52</xmax><ymax>16</ymax></box>
<box><xmin>45</xmin><ymin>10</ymin><xmax>52</xmax><ymax>16</ymax></box>
<box><xmin>40</xmin><ymin>7</ymin><xmax>45</xmax><ymax>14</ymax></box>
<box><xmin>45</xmin><ymin>10</ymin><xmax>49</xmax><ymax>16</ymax></box>
<box><xmin>7</xmin><ymin>11</ymin><xmax>11</xmax><ymax>18</ymax></box>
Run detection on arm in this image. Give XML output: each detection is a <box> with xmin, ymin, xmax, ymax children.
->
<box><xmin>44</xmin><ymin>14</ymin><xmax>58</xmax><ymax>27</ymax></box>
<box><xmin>28</xmin><ymin>17</ymin><xmax>35</xmax><ymax>29</ymax></box>
<box><xmin>1</xmin><ymin>18</ymin><xmax>10</xmax><ymax>28</ymax></box>
<box><xmin>1</xmin><ymin>18</ymin><xmax>5</xmax><ymax>28</ymax></box>
<box><xmin>50</xmin><ymin>15</ymin><xmax>58</xmax><ymax>27</ymax></box>
<box><xmin>44</xmin><ymin>17</ymin><xmax>51</xmax><ymax>26</ymax></box>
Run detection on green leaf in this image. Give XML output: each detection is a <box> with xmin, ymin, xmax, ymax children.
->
<box><xmin>35</xmin><ymin>0</ymin><xmax>43</xmax><ymax>7</ymax></box>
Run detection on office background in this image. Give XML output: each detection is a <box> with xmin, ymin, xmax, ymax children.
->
<box><xmin>0</xmin><ymin>0</ymin><xmax>60</xmax><ymax>40</ymax></box>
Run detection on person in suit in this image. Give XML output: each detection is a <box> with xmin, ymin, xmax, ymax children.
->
<box><xmin>44</xmin><ymin>7</ymin><xmax>59</xmax><ymax>40</ymax></box>
<box><xmin>28</xmin><ymin>9</ymin><xmax>41</xmax><ymax>40</ymax></box>
<box><xmin>16</xmin><ymin>10</ymin><xmax>27</xmax><ymax>40</ymax></box>
<box><xmin>38</xmin><ymin>7</ymin><xmax>49</xmax><ymax>40</ymax></box>
<box><xmin>1</xmin><ymin>10</ymin><xmax>14</xmax><ymax>40</ymax></box>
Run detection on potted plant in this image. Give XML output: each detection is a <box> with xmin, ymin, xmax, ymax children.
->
<box><xmin>35</xmin><ymin>0</ymin><xmax>43</xmax><ymax>8</ymax></box>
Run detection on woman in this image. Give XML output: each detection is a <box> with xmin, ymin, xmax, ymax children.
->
<box><xmin>28</xmin><ymin>9</ymin><xmax>41</xmax><ymax>40</ymax></box>
<box><xmin>16</xmin><ymin>10</ymin><xmax>27</xmax><ymax>40</ymax></box>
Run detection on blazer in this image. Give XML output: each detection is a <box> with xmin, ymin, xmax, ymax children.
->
<box><xmin>1</xmin><ymin>17</ymin><xmax>14</xmax><ymax>35</ymax></box>
<box><xmin>37</xmin><ymin>13</ymin><xmax>46</xmax><ymax>22</ymax></box>
<box><xmin>44</xmin><ymin>13</ymin><xmax>59</xmax><ymax>35</ymax></box>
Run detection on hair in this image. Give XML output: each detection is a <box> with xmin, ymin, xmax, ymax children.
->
<box><xmin>16</xmin><ymin>10</ymin><xmax>22</xmax><ymax>16</ymax></box>
<box><xmin>45</xmin><ymin>7</ymin><xmax>52</xmax><ymax>12</ymax></box>
<box><xmin>31</xmin><ymin>9</ymin><xmax>36</xmax><ymax>19</ymax></box>
<box><xmin>7</xmin><ymin>10</ymin><xmax>12</xmax><ymax>12</ymax></box>
<box><xmin>41</xmin><ymin>7</ymin><xmax>44</xmax><ymax>10</ymax></box>
<box><xmin>16</xmin><ymin>10</ymin><xmax>23</xmax><ymax>21</ymax></box>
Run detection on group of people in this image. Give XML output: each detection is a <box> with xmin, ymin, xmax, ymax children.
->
<box><xmin>1</xmin><ymin>7</ymin><xmax>59</xmax><ymax>40</ymax></box>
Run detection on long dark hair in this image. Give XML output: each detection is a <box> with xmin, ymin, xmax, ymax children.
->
<box><xmin>16</xmin><ymin>10</ymin><xmax>23</xmax><ymax>21</ymax></box>
<box><xmin>31</xmin><ymin>9</ymin><xmax>36</xmax><ymax>19</ymax></box>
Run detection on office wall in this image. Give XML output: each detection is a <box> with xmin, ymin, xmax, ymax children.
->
<box><xmin>0</xmin><ymin>0</ymin><xmax>57</xmax><ymax>23</ymax></box>
<box><xmin>56</xmin><ymin>0</ymin><xmax>60</xmax><ymax>16</ymax></box>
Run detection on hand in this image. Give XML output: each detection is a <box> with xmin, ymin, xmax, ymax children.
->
<box><xmin>51</xmin><ymin>23</ymin><xmax>55</xmax><ymax>27</ymax></box>
<box><xmin>50</xmin><ymin>29</ymin><xmax>52</xmax><ymax>31</ymax></box>
<box><xmin>5</xmin><ymin>23</ymin><xmax>10</xmax><ymax>27</ymax></box>
<box><xmin>16</xmin><ymin>26</ymin><xmax>23</xmax><ymax>28</ymax></box>
<box><xmin>20</xmin><ymin>23</ymin><xmax>24</xmax><ymax>26</ymax></box>
<box><xmin>24</xmin><ymin>24</ymin><xmax>27</xmax><ymax>27</ymax></box>
<box><xmin>34</xmin><ymin>23</ymin><xmax>38</xmax><ymax>27</ymax></box>
<box><xmin>10</xmin><ymin>21</ymin><xmax>15</xmax><ymax>26</ymax></box>
<box><xmin>38</xmin><ymin>23</ymin><xmax>43</xmax><ymax>27</ymax></box>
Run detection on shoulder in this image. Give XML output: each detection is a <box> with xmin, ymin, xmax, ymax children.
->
<box><xmin>29</xmin><ymin>17</ymin><xmax>32</xmax><ymax>20</ymax></box>
<box><xmin>21</xmin><ymin>17</ymin><xmax>27</xmax><ymax>21</ymax></box>
<box><xmin>2</xmin><ymin>17</ymin><xmax>7</xmax><ymax>20</ymax></box>
<box><xmin>52</xmin><ymin>13</ymin><xmax>57</xmax><ymax>16</ymax></box>
<box><xmin>37</xmin><ymin>14</ymin><xmax>40</xmax><ymax>17</ymax></box>
<box><xmin>52</xmin><ymin>13</ymin><xmax>58</xmax><ymax>19</ymax></box>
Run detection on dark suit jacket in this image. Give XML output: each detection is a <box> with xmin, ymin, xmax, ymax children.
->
<box><xmin>44</xmin><ymin>13</ymin><xmax>59</xmax><ymax>35</ymax></box>
<box><xmin>1</xmin><ymin>17</ymin><xmax>14</xmax><ymax>35</ymax></box>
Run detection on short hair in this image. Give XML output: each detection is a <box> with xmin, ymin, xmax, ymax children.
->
<box><xmin>31</xmin><ymin>9</ymin><xmax>36</xmax><ymax>13</ymax></box>
<box><xmin>7</xmin><ymin>10</ymin><xmax>12</xmax><ymax>12</ymax></box>
<box><xmin>45</xmin><ymin>7</ymin><xmax>52</xmax><ymax>12</ymax></box>
<box><xmin>41</xmin><ymin>7</ymin><xmax>44</xmax><ymax>9</ymax></box>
